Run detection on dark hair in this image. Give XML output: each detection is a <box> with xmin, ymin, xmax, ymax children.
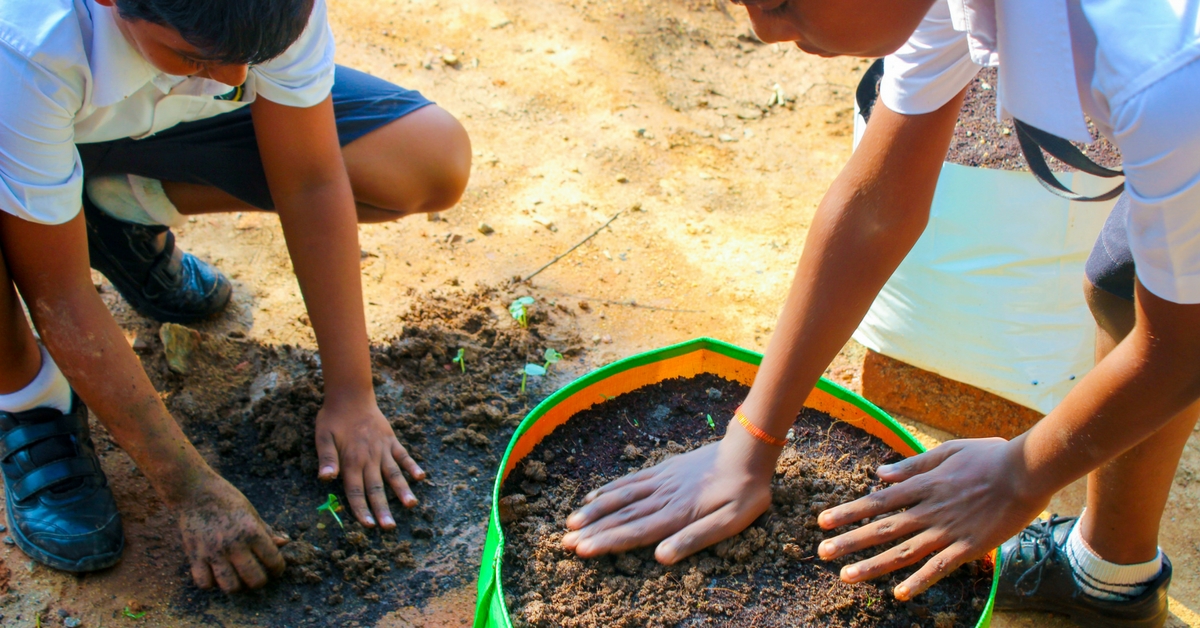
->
<box><xmin>114</xmin><ymin>0</ymin><xmax>315</xmax><ymax>66</ymax></box>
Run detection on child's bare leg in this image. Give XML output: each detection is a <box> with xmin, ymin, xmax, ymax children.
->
<box><xmin>1081</xmin><ymin>280</ymin><xmax>1200</xmax><ymax>563</ymax></box>
<box><xmin>0</xmin><ymin>251</ymin><xmax>41</xmax><ymax>393</ymax></box>
<box><xmin>162</xmin><ymin>105</ymin><xmax>471</xmax><ymax>224</ymax></box>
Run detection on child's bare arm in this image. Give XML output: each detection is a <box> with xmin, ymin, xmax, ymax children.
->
<box><xmin>0</xmin><ymin>212</ymin><xmax>286</xmax><ymax>593</ymax></box>
<box><xmin>250</xmin><ymin>95</ymin><xmax>425</xmax><ymax>529</ymax></box>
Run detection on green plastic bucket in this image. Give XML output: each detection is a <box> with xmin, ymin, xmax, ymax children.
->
<box><xmin>474</xmin><ymin>337</ymin><xmax>1000</xmax><ymax>627</ymax></box>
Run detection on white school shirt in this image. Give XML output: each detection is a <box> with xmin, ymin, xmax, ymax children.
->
<box><xmin>878</xmin><ymin>0</ymin><xmax>1200</xmax><ymax>304</ymax></box>
<box><xmin>0</xmin><ymin>0</ymin><xmax>335</xmax><ymax>226</ymax></box>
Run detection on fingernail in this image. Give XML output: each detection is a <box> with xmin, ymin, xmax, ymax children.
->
<box><xmin>562</xmin><ymin>532</ymin><xmax>578</xmax><ymax>546</ymax></box>
<box><xmin>320</xmin><ymin>466</ymin><xmax>335</xmax><ymax>476</ymax></box>
<box><xmin>577</xmin><ymin>540</ymin><xmax>592</xmax><ymax>554</ymax></box>
<box><xmin>585</xmin><ymin>490</ymin><xmax>599</xmax><ymax>502</ymax></box>
<box><xmin>818</xmin><ymin>540</ymin><xmax>833</xmax><ymax>557</ymax></box>
<box><xmin>382</xmin><ymin>515</ymin><xmax>394</xmax><ymax>526</ymax></box>
<box><xmin>895</xmin><ymin>585</ymin><xmax>910</xmax><ymax>600</ymax></box>
<box><xmin>365</xmin><ymin>515</ymin><xmax>376</xmax><ymax>525</ymax></box>
<box><xmin>843</xmin><ymin>565</ymin><xmax>859</xmax><ymax>580</ymax></box>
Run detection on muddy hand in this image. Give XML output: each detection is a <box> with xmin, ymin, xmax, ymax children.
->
<box><xmin>562</xmin><ymin>424</ymin><xmax>777</xmax><ymax>563</ymax></box>
<box><xmin>816</xmin><ymin>437</ymin><xmax>1051</xmax><ymax>600</ymax></box>
<box><xmin>314</xmin><ymin>397</ymin><xmax>425</xmax><ymax>529</ymax></box>
<box><xmin>178</xmin><ymin>474</ymin><xmax>288</xmax><ymax>593</ymax></box>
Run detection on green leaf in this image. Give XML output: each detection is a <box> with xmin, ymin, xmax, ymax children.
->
<box><xmin>706</xmin><ymin>414</ymin><xmax>715</xmax><ymax>430</ymax></box>
<box><xmin>516</xmin><ymin>296</ymin><xmax>535</xmax><ymax>306</ymax></box>
<box><xmin>124</xmin><ymin>607</ymin><xmax>147</xmax><ymax>619</ymax></box>
<box><xmin>317</xmin><ymin>493</ymin><xmax>345</xmax><ymax>529</ymax></box>
<box><xmin>543</xmin><ymin>348</ymin><xmax>563</xmax><ymax>364</ymax></box>
<box><xmin>452</xmin><ymin>348</ymin><xmax>466</xmax><ymax>372</ymax></box>
<box><xmin>524</xmin><ymin>363</ymin><xmax>547</xmax><ymax>376</ymax></box>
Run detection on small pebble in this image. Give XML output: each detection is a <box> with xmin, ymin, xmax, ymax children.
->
<box><xmin>615</xmin><ymin>174</ymin><xmax>629</xmax><ymax>183</ymax></box>
<box><xmin>65</xmin><ymin>619</ymin><xmax>82</xmax><ymax>628</ymax></box>
<box><xmin>601</xmin><ymin>335</ymin><xmax>613</xmax><ymax>344</ymax></box>
<box><xmin>441</xmin><ymin>53</ymin><xmax>459</xmax><ymax>65</ymax></box>
<box><xmin>477</xmin><ymin>222</ymin><xmax>495</xmax><ymax>235</ymax></box>
<box><xmin>718</xmin><ymin>134</ymin><xmax>736</xmax><ymax>142</ymax></box>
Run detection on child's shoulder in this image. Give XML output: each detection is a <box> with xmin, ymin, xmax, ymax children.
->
<box><xmin>0</xmin><ymin>0</ymin><xmax>89</xmax><ymax>75</ymax></box>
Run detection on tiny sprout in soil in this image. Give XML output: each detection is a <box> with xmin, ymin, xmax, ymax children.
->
<box><xmin>706</xmin><ymin>413</ymin><xmax>715</xmax><ymax>431</ymax></box>
<box><xmin>124</xmin><ymin>606</ymin><xmax>147</xmax><ymax>619</ymax></box>
<box><xmin>542</xmin><ymin>347</ymin><xmax>563</xmax><ymax>371</ymax></box>
<box><xmin>317</xmin><ymin>493</ymin><xmax>345</xmax><ymax>529</ymax></box>
<box><xmin>520</xmin><ymin>363</ymin><xmax>546</xmax><ymax>394</ymax></box>
<box><xmin>509</xmin><ymin>296</ymin><xmax>535</xmax><ymax>328</ymax></box>
<box><xmin>452</xmin><ymin>347</ymin><xmax>466</xmax><ymax>372</ymax></box>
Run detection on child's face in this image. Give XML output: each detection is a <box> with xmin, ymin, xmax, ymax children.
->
<box><xmin>738</xmin><ymin>0</ymin><xmax>934</xmax><ymax>58</ymax></box>
<box><xmin>96</xmin><ymin>0</ymin><xmax>249</xmax><ymax>86</ymax></box>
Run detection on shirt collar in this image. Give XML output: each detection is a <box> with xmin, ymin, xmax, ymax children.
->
<box><xmin>86</xmin><ymin>0</ymin><xmax>158</xmax><ymax>108</ymax></box>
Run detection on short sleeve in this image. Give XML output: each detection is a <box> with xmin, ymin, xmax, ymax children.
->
<box><xmin>880</xmin><ymin>0</ymin><xmax>982</xmax><ymax>116</ymax></box>
<box><xmin>250</xmin><ymin>0</ymin><xmax>336</xmax><ymax>108</ymax></box>
<box><xmin>0</xmin><ymin>41</ymin><xmax>84</xmax><ymax>225</ymax></box>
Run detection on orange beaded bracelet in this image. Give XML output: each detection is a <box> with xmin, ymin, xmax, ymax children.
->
<box><xmin>733</xmin><ymin>407</ymin><xmax>788</xmax><ymax>447</ymax></box>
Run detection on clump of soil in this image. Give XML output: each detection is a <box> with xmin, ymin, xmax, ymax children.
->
<box><xmin>500</xmin><ymin>374</ymin><xmax>992</xmax><ymax>627</ymax></box>
<box><xmin>144</xmin><ymin>283</ymin><xmax>582</xmax><ymax>626</ymax></box>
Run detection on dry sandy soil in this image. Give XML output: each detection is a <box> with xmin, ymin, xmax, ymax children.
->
<box><xmin>3</xmin><ymin>0</ymin><xmax>1200</xmax><ymax>626</ymax></box>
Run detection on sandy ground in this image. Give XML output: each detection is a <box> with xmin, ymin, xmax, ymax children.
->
<box><xmin>2</xmin><ymin>0</ymin><xmax>1199</xmax><ymax>626</ymax></box>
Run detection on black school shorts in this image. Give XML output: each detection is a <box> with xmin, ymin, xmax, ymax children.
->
<box><xmin>76</xmin><ymin>66</ymin><xmax>433</xmax><ymax>210</ymax></box>
<box><xmin>1085</xmin><ymin>194</ymin><xmax>1136</xmax><ymax>302</ymax></box>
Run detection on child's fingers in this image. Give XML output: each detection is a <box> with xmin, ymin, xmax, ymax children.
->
<box><xmin>818</xmin><ymin>483</ymin><xmax>916</xmax><ymax>531</ymax></box>
<box><xmin>894</xmin><ymin>541</ymin><xmax>974</xmax><ymax>601</ymax></box>
<box><xmin>875</xmin><ymin>441</ymin><xmax>968</xmax><ymax>483</ymax></box>
<box><xmin>583</xmin><ymin>465</ymin><xmax>661</xmax><ymax>504</ymax></box>
<box><xmin>210</xmin><ymin>556</ymin><xmax>243</xmax><ymax>593</ymax></box>
<box><xmin>566</xmin><ymin>481</ymin><xmax>657</xmax><ymax>530</ymax></box>
<box><xmin>383</xmin><ymin>455</ymin><xmax>417</xmax><ymax>508</ymax></box>
<box><xmin>564</xmin><ymin>491</ymin><xmax>666</xmax><ymax>550</ymax></box>
<box><xmin>393</xmin><ymin>442</ymin><xmax>425</xmax><ymax>482</ymax></box>
<box><xmin>316</xmin><ymin>430</ymin><xmax>340</xmax><ymax>481</ymax></box>
<box><xmin>818</xmin><ymin>511</ymin><xmax>921</xmax><ymax>559</ymax></box>
<box><xmin>251</xmin><ymin>530</ymin><xmax>288</xmax><ymax>576</ymax></box>
<box><xmin>190</xmin><ymin>559</ymin><xmax>216</xmax><ymax>590</ymax></box>
<box><xmin>654</xmin><ymin>501</ymin><xmax>746</xmax><ymax>565</ymax></box>
<box><xmin>342</xmin><ymin>472</ymin><xmax>376</xmax><ymax>527</ymax></box>
<box><xmin>838</xmin><ymin>530</ymin><xmax>945</xmax><ymax>583</ymax></box>
<box><xmin>364</xmin><ymin>466</ymin><xmax>395</xmax><ymax>529</ymax></box>
<box><xmin>228</xmin><ymin>547</ymin><xmax>270</xmax><ymax>590</ymax></box>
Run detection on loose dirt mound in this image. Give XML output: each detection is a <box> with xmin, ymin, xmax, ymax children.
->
<box><xmin>140</xmin><ymin>284</ymin><xmax>583</xmax><ymax>626</ymax></box>
<box><xmin>501</xmin><ymin>374</ymin><xmax>992</xmax><ymax>628</ymax></box>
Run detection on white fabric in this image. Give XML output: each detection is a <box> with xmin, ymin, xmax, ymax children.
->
<box><xmin>1066</xmin><ymin>517</ymin><xmax>1162</xmax><ymax>600</ymax></box>
<box><xmin>851</xmin><ymin>163</ymin><xmax>1116</xmax><ymax>413</ymax></box>
<box><xmin>0</xmin><ymin>0</ymin><xmax>335</xmax><ymax>226</ymax></box>
<box><xmin>880</xmin><ymin>0</ymin><xmax>1200</xmax><ymax>304</ymax></box>
<box><xmin>0</xmin><ymin>345</ymin><xmax>72</xmax><ymax>414</ymax></box>
<box><xmin>86</xmin><ymin>173</ymin><xmax>185</xmax><ymax>227</ymax></box>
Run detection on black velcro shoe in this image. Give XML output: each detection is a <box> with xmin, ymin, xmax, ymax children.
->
<box><xmin>996</xmin><ymin>515</ymin><xmax>1171</xmax><ymax>628</ymax></box>
<box><xmin>1</xmin><ymin>396</ymin><xmax>124</xmax><ymax>572</ymax></box>
<box><xmin>84</xmin><ymin>198</ymin><xmax>231</xmax><ymax>324</ymax></box>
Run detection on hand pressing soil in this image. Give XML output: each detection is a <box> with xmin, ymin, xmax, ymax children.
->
<box><xmin>500</xmin><ymin>374</ymin><xmax>992</xmax><ymax>627</ymax></box>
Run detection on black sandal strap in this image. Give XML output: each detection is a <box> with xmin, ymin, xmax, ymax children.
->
<box><xmin>855</xmin><ymin>58</ymin><xmax>886</xmax><ymax>122</ymax></box>
<box><xmin>10</xmin><ymin>457</ymin><xmax>99</xmax><ymax>502</ymax></box>
<box><xmin>1014</xmin><ymin>119</ymin><xmax>1125</xmax><ymax>202</ymax></box>
<box><xmin>0</xmin><ymin>414</ymin><xmax>86</xmax><ymax>461</ymax></box>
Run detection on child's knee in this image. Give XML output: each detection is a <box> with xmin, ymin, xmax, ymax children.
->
<box><xmin>418</xmin><ymin>109</ymin><xmax>471</xmax><ymax>213</ymax></box>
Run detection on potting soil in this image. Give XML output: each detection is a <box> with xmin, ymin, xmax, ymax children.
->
<box><xmin>500</xmin><ymin>374</ymin><xmax>992</xmax><ymax>627</ymax></box>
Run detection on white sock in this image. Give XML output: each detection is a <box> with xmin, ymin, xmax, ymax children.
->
<box><xmin>86</xmin><ymin>173</ymin><xmax>186</xmax><ymax>228</ymax></box>
<box><xmin>0</xmin><ymin>345</ymin><xmax>73</xmax><ymax>414</ymax></box>
<box><xmin>1066</xmin><ymin>516</ymin><xmax>1162</xmax><ymax>601</ymax></box>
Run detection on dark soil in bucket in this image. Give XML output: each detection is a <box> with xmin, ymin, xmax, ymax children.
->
<box><xmin>130</xmin><ymin>284</ymin><xmax>581</xmax><ymax>626</ymax></box>
<box><xmin>499</xmin><ymin>374</ymin><xmax>993</xmax><ymax>627</ymax></box>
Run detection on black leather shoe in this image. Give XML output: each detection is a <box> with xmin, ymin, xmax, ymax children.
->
<box><xmin>84</xmin><ymin>198</ymin><xmax>231</xmax><ymax>324</ymax></box>
<box><xmin>1</xmin><ymin>396</ymin><xmax>124</xmax><ymax>572</ymax></box>
<box><xmin>996</xmin><ymin>515</ymin><xmax>1171</xmax><ymax>628</ymax></box>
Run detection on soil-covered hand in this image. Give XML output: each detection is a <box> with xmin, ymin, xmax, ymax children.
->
<box><xmin>816</xmin><ymin>437</ymin><xmax>1051</xmax><ymax>600</ymax></box>
<box><xmin>562</xmin><ymin>426</ymin><xmax>777</xmax><ymax>563</ymax></box>
<box><xmin>315</xmin><ymin>396</ymin><xmax>425</xmax><ymax>528</ymax></box>
<box><xmin>177</xmin><ymin>474</ymin><xmax>289</xmax><ymax>593</ymax></box>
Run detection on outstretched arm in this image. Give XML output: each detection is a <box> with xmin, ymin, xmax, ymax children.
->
<box><xmin>563</xmin><ymin>91</ymin><xmax>965</xmax><ymax>562</ymax></box>
<box><xmin>817</xmin><ymin>280</ymin><xmax>1200</xmax><ymax>599</ymax></box>
<box><xmin>251</xmin><ymin>95</ymin><xmax>425</xmax><ymax>530</ymax></box>
<box><xmin>0</xmin><ymin>212</ymin><xmax>286</xmax><ymax>593</ymax></box>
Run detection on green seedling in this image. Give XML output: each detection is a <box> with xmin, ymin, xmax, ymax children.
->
<box><xmin>509</xmin><ymin>296</ymin><xmax>535</xmax><ymax>328</ymax></box>
<box><xmin>521</xmin><ymin>363</ymin><xmax>546</xmax><ymax>394</ymax></box>
<box><xmin>706</xmin><ymin>413</ymin><xmax>715</xmax><ymax>431</ymax></box>
<box><xmin>542</xmin><ymin>347</ymin><xmax>563</xmax><ymax>371</ymax></box>
<box><xmin>124</xmin><ymin>606</ymin><xmax>147</xmax><ymax>619</ymax></box>
<box><xmin>317</xmin><ymin>493</ymin><xmax>345</xmax><ymax>529</ymax></box>
<box><xmin>452</xmin><ymin>348</ymin><xmax>466</xmax><ymax>372</ymax></box>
